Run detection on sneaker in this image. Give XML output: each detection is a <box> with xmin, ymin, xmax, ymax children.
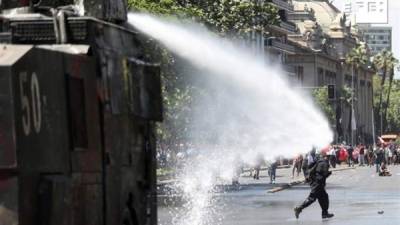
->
<box><xmin>294</xmin><ymin>207</ymin><xmax>302</xmax><ymax>219</ymax></box>
<box><xmin>322</xmin><ymin>213</ymin><xmax>334</xmax><ymax>219</ymax></box>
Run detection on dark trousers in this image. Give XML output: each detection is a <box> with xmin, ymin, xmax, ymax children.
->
<box><xmin>328</xmin><ymin>155</ymin><xmax>336</xmax><ymax>168</ymax></box>
<box><xmin>298</xmin><ymin>182</ymin><xmax>329</xmax><ymax>214</ymax></box>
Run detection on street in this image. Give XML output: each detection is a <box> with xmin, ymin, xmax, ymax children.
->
<box><xmin>158</xmin><ymin>165</ymin><xmax>400</xmax><ymax>225</ymax></box>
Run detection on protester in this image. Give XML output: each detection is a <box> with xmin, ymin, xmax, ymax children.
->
<box><xmin>308</xmin><ymin>148</ymin><xmax>317</xmax><ymax>166</ymax></box>
<box><xmin>294</xmin><ymin>151</ymin><xmax>334</xmax><ymax>219</ymax></box>
<box><xmin>358</xmin><ymin>145</ymin><xmax>365</xmax><ymax>166</ymax></box>
<box><xmin>352</xmin><ymin>147</ymin><xmax>359</xmax><ymax>165</ymax></box>
<box><xmin>367</xmin><ymin>145</ymin><xmax>375</xmax><ymax>167</ymax></box>
<box><xmin>375</xmin><ymin>145</ymin><xmax>385</xmax><ymax>173</ymax></box>
<box><xmin>394</xmin><ymin>148</ymin><xmax>400</xmax><ymax>165</ymax></box>
<box><xmin>338</xmin><ymin>146</ymin><xmax>348</xmax><ymax>163</ymax></box>
<box><xmin>379</xmin><ymin>162</ymin><xmax>391</xmax><ymax>176</ymax></box>
<box><xmin>387</xmin><ymin>147</ymin><xmax>393</xmax><ymax>165</ymax></box>
<box><xmin>268</xmin><ymin>159</ymin><xmax>278</xmax><ymax>184</ymax></box>
<box><xmin>347</xmin><ymin>145</ymin><xmax>354</xmax><ymax>167</ymax></box>
<box><xmin>253</xmin><ymin>153</ymin><xmax>264</xmax><ymax>180</ymax></box>
<box><xmin>327</xmin><ymin>146</ymin><xmax>336</xmax><ymax>168</ymax></box>
<box><xmin>292</xmin><ymin>154</ymin><xmax>303</xmax><ymax>178</ymax></box>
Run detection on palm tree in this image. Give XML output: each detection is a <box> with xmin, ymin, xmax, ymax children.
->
<box><xmin>383</xmin><ymin>58</ymin><xmax>399</xmax><ymax>131</ymax></box>
<box><xmin>372</xmin><ymin>50</ymin><xmax>398</xmax><ymax>133</ymax></box>
<box><xmin>345</xmin><ymin>44</ymin><xmax>368</xmax><ymax>145</ymax></box>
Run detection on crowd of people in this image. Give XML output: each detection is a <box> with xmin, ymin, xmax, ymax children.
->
<box><xmin>290</xmin><ymin>142</ymin><xmax>398</xmax><ymax>178</ymax></box>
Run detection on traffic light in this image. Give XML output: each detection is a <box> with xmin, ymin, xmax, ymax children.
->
<box><xmin>328</xmin><ymin>84</ymin><xmax>335</xmax><ymax>100</ymax></box>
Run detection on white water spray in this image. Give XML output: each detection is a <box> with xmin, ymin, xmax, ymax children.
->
<box><xmin>128</xmin><ymin>13</ymin><xmax>333</xmax><ymax>225</ymax></box>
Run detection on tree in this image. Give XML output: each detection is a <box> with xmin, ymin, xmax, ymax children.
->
<box><xmin>188</xmin><ymin>0</ymin><xmax>279</xmax><ymax>36</ymax></box>
<box><xmin>312</xmin><ymin>87</ymin><xmax>335</xmax><ymax>124</ymax></box>
<box><xmin>345</xmin><ymin>44</ymin><xmax>369</xmax><ymax>144</ymax></box>
<box><xmin>128</xmin><ymin>0</ymin><xmax>279</xmax><ymax>37</ymax></box>
<box><xmin>374</xmin><ymin>78</ymin><xmax>400</xmax><ymax>133</ymax></box>
<box><xmin>382</xmin><ymin>57</ymin><xmax>398</xmax><ymax>132</ymax></box>
<box><xmin>372</xmin><ymin>49</ymin><xmax>398</xmax><ymax>133</ymax></box>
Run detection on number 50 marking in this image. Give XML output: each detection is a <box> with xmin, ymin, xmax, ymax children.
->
<box><xmin>19</xmin><ymin>72</ymin><xmax>42</xmax><ymax>136</ymax></box>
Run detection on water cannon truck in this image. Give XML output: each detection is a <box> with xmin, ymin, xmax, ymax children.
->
<box><xmin>0</xmin><ymin>1</ymin><xmax>161</xmax><ymax>224</ymax></box>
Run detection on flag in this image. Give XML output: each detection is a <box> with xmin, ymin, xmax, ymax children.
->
<box><xmin>351</xmin><ymin>108</ymin><xmax>356</xmax><ymax>131</ymax></box>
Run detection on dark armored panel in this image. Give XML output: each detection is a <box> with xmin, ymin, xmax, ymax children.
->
<box><xmin>0</xmin><ymin>3</ymin><xmax>161</xmax><ymax>225</ymax></box>
<box><xmin>0</xmin><ymin>45</ymin><xmax>105</xmax><ymax>225</ymax></box>
<box><xmin>0</xmin><ymin>45</ymin><xmax>70</xmax><ymax>172</ymax></box>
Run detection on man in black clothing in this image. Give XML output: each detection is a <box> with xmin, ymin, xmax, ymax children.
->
<box><xmin>294</xmin><ymin>152</ymin><xmax>334</xmax><ymax>219</ymax></box>
<box><xmin>347</xmin><ymin>145</ymin><xmax>354</xmax><ymax>167</ymax></box>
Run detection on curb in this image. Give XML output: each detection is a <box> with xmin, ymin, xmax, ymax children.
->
<box><xmin>266</xmin><ymin>166</ymin><xmax>356</xmax><ymax>193</ymax></box>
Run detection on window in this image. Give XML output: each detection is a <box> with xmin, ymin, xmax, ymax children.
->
<box><xmin>368</xmin><ymin>2</ymin><xmax>377</xmax><ymax>12</ymax></box>
<box><xmin>297</xmin><ymin>66</ymin><xmax>304</xmax><ymax>84</ymax></box>
<box><xmin>345</xmin><ymin>75</ymin><xmax>352</xmax><ymax>87</ymax></box>
<box><xmin>324</xmin><ymin>70</ymin><xmax>335</xmax><ymax>85</ymax></box>
<box><xmin>317</xmin><ymin>68</ymin><xmax>324</xmax><ymax>86</ymax></box>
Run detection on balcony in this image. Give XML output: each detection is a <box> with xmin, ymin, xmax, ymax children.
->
<box><xmin>270</xmin><ymin>0</ymin><xmax>294</xmax><ymax>12</ymax></box>
<box><xmin>287</xmin><ymin>11</ymin><xmax>316</xmax><ymax>21</ymax></box>
<box><xmin>280</xmin><ymin>21</ymin><xmax>297</xmax><ymax>32</ymax></box>
<box><xmin>265</xmin><ymin>38</ymin><xmax>296</xmax><ymax>54</ymax></box>
<box><xmin>269</xmin><ymin>20</ymin><xmax>297</xmax><ymax>34</ymax></box>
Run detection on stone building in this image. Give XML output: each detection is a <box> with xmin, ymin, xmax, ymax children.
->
<box><xmin>264</xmin><ymin>0</ymin><xmax>374</xmax><ymax>144</ymax></box>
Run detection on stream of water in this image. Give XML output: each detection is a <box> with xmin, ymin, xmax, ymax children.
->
<box><xmin>128</xmin><ymin>13</ymin><xmax>333</xmax><ymax>225</ymax></box>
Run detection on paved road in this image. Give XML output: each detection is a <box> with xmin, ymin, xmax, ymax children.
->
<box><xmin>158</xmin><ymin>165</ymin><xmax>400</xmax><ymax>225</ymax></box>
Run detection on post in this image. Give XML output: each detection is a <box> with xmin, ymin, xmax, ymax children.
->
<box><xmin>351</xmin><ymin>65</ymin><xmax>355</xmax><ymax>146</ymax></box>
<box><xmin>372</xmin><ymin>108</ymin><xmax>376</xmax><ymax>146</ymax></box>
<box><xmin>380</xmin><ymin>108</ymin><xmax>383</xmax><ymax>136</ymax></box>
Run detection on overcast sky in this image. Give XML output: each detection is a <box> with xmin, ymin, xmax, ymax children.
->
<box><xmin>331</xmin><ymin>0</ymin><xmax>400</xmax><ymax>77</ymax></box>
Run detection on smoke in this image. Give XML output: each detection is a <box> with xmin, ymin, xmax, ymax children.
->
<box><xmin>128</xmin><ymin>13</ymin><xmax>333</xmax><ymax>225</ymax></box>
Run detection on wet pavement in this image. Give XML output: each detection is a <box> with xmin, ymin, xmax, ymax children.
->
<box><xmin>158</xmin><ymin>165</ymin><xmax>400</xmax><ymax>225</ymax></box>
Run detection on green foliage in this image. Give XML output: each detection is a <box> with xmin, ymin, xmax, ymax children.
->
<box><xmin>372</xmin><ymin>50</ymin><xmax>399</xmax><ymax>133</ymax></box>
<box><xmin>339</xmin><ymin>85</ymin><xmax>353</xmax><ymax>106</ymax></box>
<box><xmin>128</xmin><ymin>0</ymin><xmax>279</xmax><ymax>37</ymax></box>
<box><xmin>345</xmin><ymin>44</ymin><xmax>369</xmax><ymax>69</ymax></box>
<box><xmin>194</xmin><ymin>0</ymin><xmax>279</xmax><ymax>36</ymax></box>
<box><xmin>312</xmin><ymin>87</ymin><xmax>335</xmax><ymax>124</ymax></box>
<box><xmin>373</xmin><ymin>50</ymin><xmax>397</xmax><ymax>75</ymax></box>
<box><xmin>127</xmin><ymin>0</ymin><xmax>201</xmax><ymax>17</ymax></box>
<box><xmin>373</xmin><ymin>76</ymin><xmax>400</xmax><ymax>133</ymax></box>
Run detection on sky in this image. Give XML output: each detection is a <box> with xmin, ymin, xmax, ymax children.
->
<box><xmin>331</xmin><ymin>0</ymin><xmax>400</xmax><ymax>77</ymax></box>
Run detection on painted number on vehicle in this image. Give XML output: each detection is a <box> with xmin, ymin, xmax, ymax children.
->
<box><xmin>19</xmin><ymin>72</ymin><xmax>42</xmax><ymax>136</ymax></box>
